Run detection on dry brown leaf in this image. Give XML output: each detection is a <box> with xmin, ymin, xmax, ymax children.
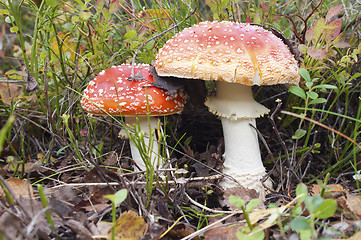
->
<box><xmin>346</xmin><ymin>193</ymin><xmax>361</xmax><ymax>218</ymax></box>
<box><xmin>203</xmin><ymin>222</ymin><xmax>240</xmax><ymax>240</ymax></box>
<box><xmin>166</xmin><ymin>223</ymin><xmax>197</xmax><ymax>239</ymax></box>
<box><xmin>108</xmin><ymin>210</ymin><xmax>147</xmax><ymax>240</ymax></box>
<box><xmin>349</xmin><ymin>231</ymin><xmax>361</xmax><ymax>240</ymax></box>
<box><xmin>65</xmin><ymin>219</ymin><xmax>93</xmax><ymax>240</ymax></box>
<box><xmin>0</xmin><ymin>81</ymin><xmax>22</xmax><ymax>105</ymax></box>
<box><xmin>221</xmin><ymin>187</ymin><xmax>262</xmax><ymax>210</ymax></box>
<box><xmin>311</xmin><ymin>184</ymin><xmax>345</xmax><ymax>197</ymax></box>
<box><xmin>0</xmin><ymin>177</ymin><xmax>34</xmax><ymax>201</ymax></box>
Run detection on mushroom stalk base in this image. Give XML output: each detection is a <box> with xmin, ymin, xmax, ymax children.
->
<box><xmin>219</xmin><ymin>118</ymin><xmax>267</xmax><ymax>193</ymax></box>
<box><xmin>206</xmin><ymin>82</ymin><xmax>271</xmax><ymax>197</ymax></box>
<box><xmin>126</xmin><ymin>116</ymin><xmax>161</xmax><ymax>171</ymax></box>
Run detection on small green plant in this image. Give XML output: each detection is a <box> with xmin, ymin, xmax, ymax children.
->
<box><xmin>204</xmin><ymin>0</ymin><xmax>231</xmax><ymax>21</ymax></box>
<box><xmin>125</xmin><ymin>117</ymin><xmax>163</xmax><ymax>207</ymax></box>
<box><xmin>229</xmin><ymin>196</ymin><xmax>264</xmax><ymax>240</ymax></box>
<box><xmin>289</xmin><ymin>183</ymin><xmax>337</xmax><ymax>240</ymax></box>
<box><xmin>289</xmin><ymin>68</ymin><xmax>337</xmax><ymax>140</ymax></box>
<box><xmin>105</xmin><ymin>189</ymin><xmax>128</xmax><ymax>240</ymax></box>
<box><xmin>37</xmin><ymin>184</ymin><xmax>55</xmax><ymax>231</ymax></box>
<box><xmin>0</xmin><ymin>115</ymin><xmax>15</xmax><ymax>155</ymax></box>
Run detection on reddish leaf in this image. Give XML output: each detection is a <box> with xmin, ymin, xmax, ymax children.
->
<box><xmin>298</xmin><ymin>44</ymin><xmax>307</xmax><ymax>54</ymax></box>
<box><xmin>325</xmin><ymin>5</ymin><xmax>342</xmax><ymax>22</ymax></box>
<box><xmin>94</xmin><ymin>0</ymin><xmax>105</xmax><ymax>11</ymax></box>
<box><xmin>333</xmin><ymin>41</ymin><xmax>350</xmax><ymax>48</ymax></box>
<box><xmin>260</xmin><ymin>3</ymin><xmax>269</xmax><ymax>13</ymax></box>
<box><xmin>109</xmin><ymin>0</ymin><xmax>119</xmax><ymax>14</ymax></box>
<box><xmin>306</xmin><ymin>18</ymin><xmax>325</xmax><ymax>42</ymax></box>
<box><xmin>308</xmin><ymin>48</ymin><xmax>327</xmax><ymax>60</ymax></box>
<box><xmin>323</xmin><ymin>19</ymin><xmax>342</xmax><ymax>41</ymax></box>
<box><xmin>245</xmin><ymin>17</ymin><xmax>253</xmax><ymax>23</ymax></box>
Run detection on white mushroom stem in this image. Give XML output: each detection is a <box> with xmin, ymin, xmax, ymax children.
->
<box><xmin>123</xmin><ymin>116</ymin><xmax>162</xmax><ymax>171</ymax></box>
<box><xmin>206</xmin><ymin>81</ymin><xmax>270</xmax><ymax>194</ymax></box>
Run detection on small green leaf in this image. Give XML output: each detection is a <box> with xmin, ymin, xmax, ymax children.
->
<box><xmin>290</xmin><ymin>217</ymin><xmax>311</xmax><ymax>232</ymax></box>
<box><xmin>113</xmin><ymin>189</ymin><xmax>128</xmax><ymax>205</ymax></box>
<box><xmin>292</xmin><ymin>129</ymin><xmax>306</xmax><ymax>140</ymax></box>
<box><xmin>5</xmin><ymin>15</ymin><xmax>15</xmax><ymax>23</ymax></box>
<box><xmin>312</xmin><ymin>84</ymin><xmax>338</xmax><ymax>90</ymax></box>
<box><xmin>105</xmin><ymin>189</ymin><xmax>127</xmax><ymax>205</ymax></box>
<box><xmin>246</xmin><ymin>199</ymin><xmax>260</xmax><ymax>212</ymax></box>
<box><xmin>105</xmin><ymin>194</ymin><xmax>115</xmax><ymax>202</ymax></box>
<box><xmin>229</xmin><ymin>195</ymin><xmax>244</xmax><ymax>208</ymax></box>
<box><xmin>74</xmin><ymin>0</ymin><xmax>84</xmax><ymax>7</ymax></box>
<box><xmin>237</xmin><ymin>229</ymin><xmax>265</xmax><ymax>240</ymax></box>
<box><xmin>309</xmin><ymin>98</ymin><xmax>327</xmax><ymax>105</ymax></box>
<box><xmin>80</xmin><ymin>11</ymin><xmax>92</xmax><ymax>21</ymax></box>
<box><xmin>305</xmin><ymin>195</ymin><xmax>324</xmax><ymax>213</ymax></box>
<box><xmin>299</xmin><ymin>230</ymin><xmax>313</xmax><ymax>240</ymax></box>
<box><xmin>71</xmin><ymin>15</ymin><xmax>80</xmax><ymax>22</ymax></box>
<box><xmin>10</xmin><ymin>26</ymin><xmax>18</xmax><ymax>33</ymax></box>
<box><xmin>289</xmin><ymin>86</ymin><xmax>306</xmax><ymax>100</ymax></box>
<box><xmin>124</xmin><ymin>30</ymin><xmax>137</xmax><ymax>39</ymax></box>
<box><xmin>306</xmin><ymin>91</ymin><xmax>318</xmax><ymax>100</ymax></box>
<box><xmin>292</xmin><ymin>203</ymin><xmax>303</xmax><ymax>215</ymax></box>
<box><xmin>314</xmin><ymin>199</ymin><xmax>337</xmax><ymax>219</ymax></box>
<box><xmin>0</xmin><ymin>9</ymin><xmax>9</xmax><ymax>15</ymax></box>
<box><xmin>184</xmin><ymin>136</ymin><xmax>192</xmax><ymax>146</ymax></box>
<box><xmin>0</xmin><ymin>116</ymin><xmax>15</xmax><ymax>153</ymax></box>
<box><xmin>45</xmin><ymin>0</ymin><xmax>57</xmax><ymax>8</ymax></box>
<box><xmin>305</xmin><ymin>82</ymin><xmax>313</xmax><ymax>89</ymax></box>
<box><xmin>296</xmin><ymin>183</ymin><xmax>308</xmax><ymax>202</ymax></box>
<box><xmin>299</xmin><ymin>68</ymin><xmax>311</xmax><ymax>82</ymax></box>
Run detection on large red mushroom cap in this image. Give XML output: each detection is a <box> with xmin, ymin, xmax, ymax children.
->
<box><xmin>81</xmin><ymin>64</ymin><xmax>185</xmax><ymax>116</ymax></box>
<box><xmin>155</xmin><ymin>21</ymin><xmax>300</xmax><ymax>86</ymax></box>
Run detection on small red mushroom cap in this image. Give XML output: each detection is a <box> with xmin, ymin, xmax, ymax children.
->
<box><xmin>81</xmin><ymin>64</ymin><xmax>185</xmax><ymax>116</ymax></box>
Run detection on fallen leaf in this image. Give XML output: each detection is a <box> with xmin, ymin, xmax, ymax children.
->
<box><xmin>0</xmin><ymin>82</ymin><xmax>22</xmax><ymax>105</ymax></box>
<box><xmin>166</xmin><ymin>223</ymin><xmax>197</xmax><ymax>239</ymax></box>
<box><xmin>221</xmin><ymin>187</ymin><xmax>261</xmax><ymax>210</ymax></box>
<box><xmin>50</xmin><ymin>32</ymin><xmax>82</xmax><ymax>62</ymax></box>
<box><xmin>65</xmin><ymin>219</ymin><xmax>93</xmax><ymax>240</ymax></box>
<box><xmin>0</xmin><ymin>177</ymin><xmax>34</xmax><ymax>201</ymax></box>
<box><xmin>311</xmin><ymin>184</ymin><xmax>345</xmax><ymax>198</ymax></box>
<box><xmin>349</xmin><ymin>231</ymin><xmax>361</xmax><ymax>240</ymax></box>
<box><xmin>108</xmin><ymin>210</ymin><xmax>147</xmax><ymax>240</ymax></box>
<box><xmin>203</xmin><ymin>222</ymin><xmax>240</xmax><ymax>240</ymax></box>
<box><xmin>346</xmin><ymin>193</ymin><xmax>361</xmax><ymax>218</ymax></box>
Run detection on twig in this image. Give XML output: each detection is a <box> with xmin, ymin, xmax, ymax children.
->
<box><xmin>185</xmin><ymin>192</ymin><xmax>242</xmax><ymax>214</ymax></box>
<box><xmin>49</xmin><ymin>175</ymin><xmax>223</xmax><ymax>189</ymax></box>
<box><xmin>0</xmin><ymin>79</ymin><xmax>26</xmax><ymax>83</ymax></box>
<box><xmin>269</xmin><ymin>101</ymin><xmax>291</xmax><ymax>167</ymax></box>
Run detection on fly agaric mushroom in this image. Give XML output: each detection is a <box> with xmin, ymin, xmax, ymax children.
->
<box><xmin>81</xmin><ymin>64</ymin><xmax>185</xmax><ymax>171</ymax></box>
<box><xmin>155</xmin><ymin>21</ymin><xmax>300</xmax><ymax>196</ymax></box>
